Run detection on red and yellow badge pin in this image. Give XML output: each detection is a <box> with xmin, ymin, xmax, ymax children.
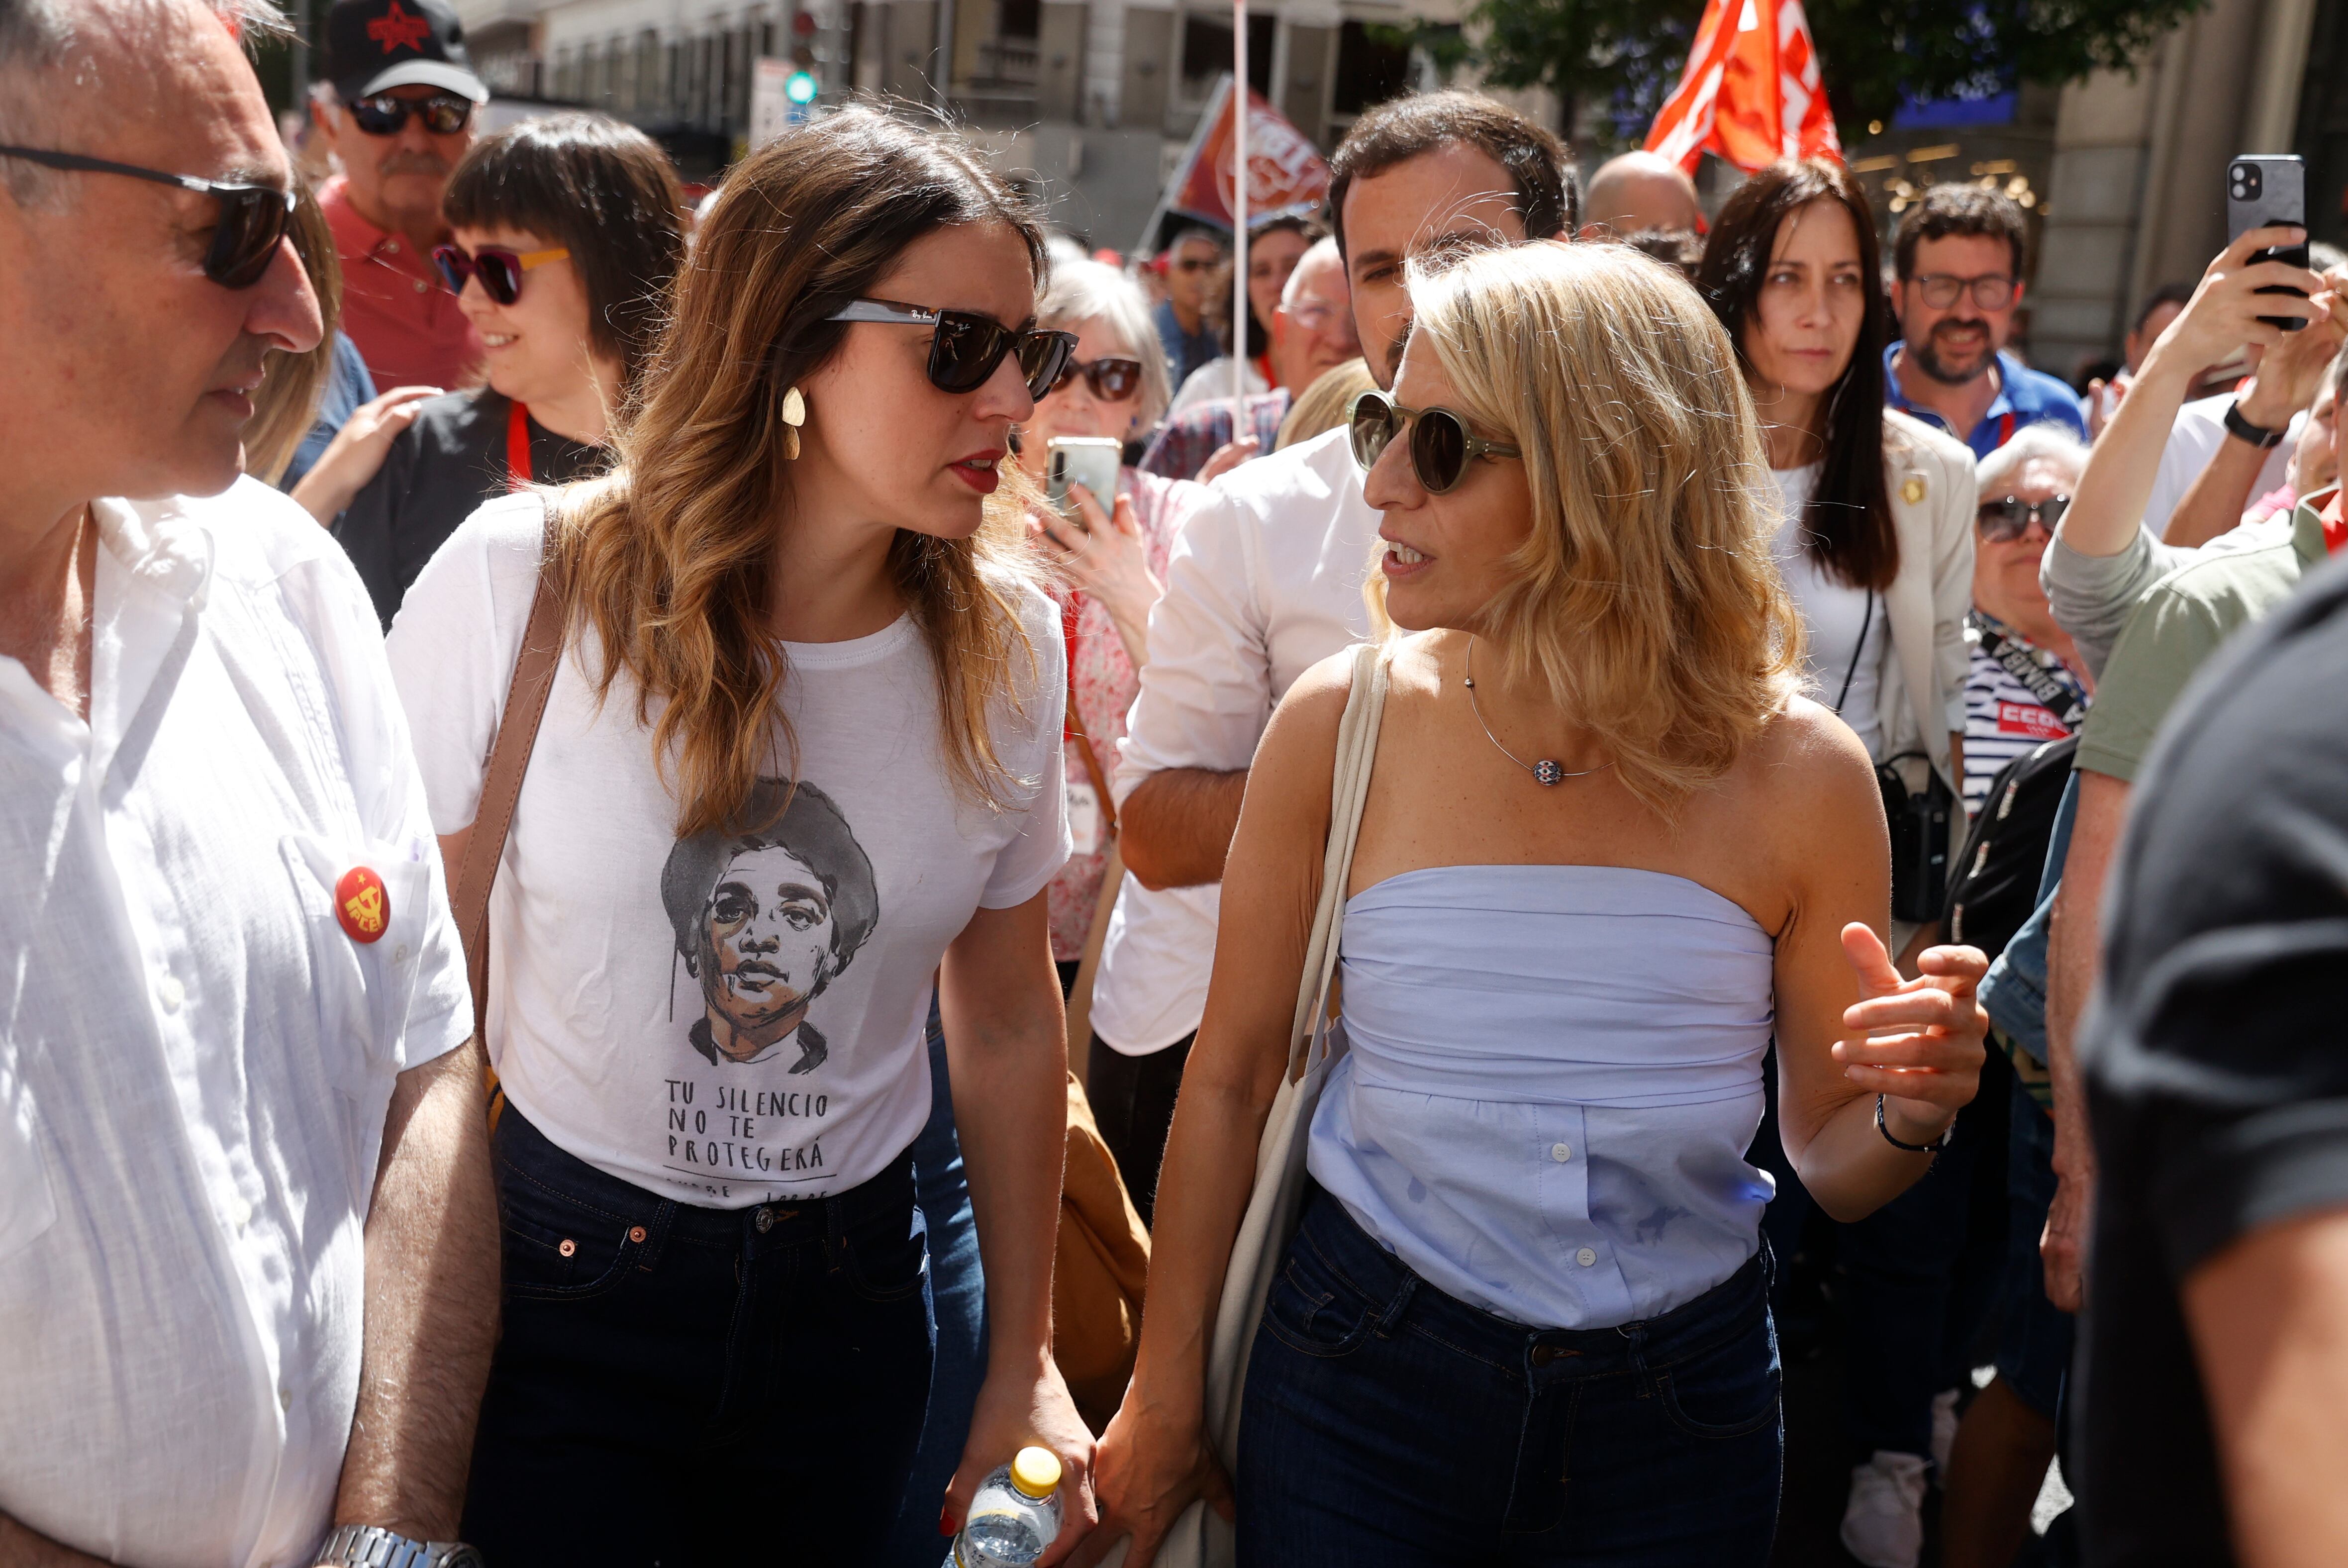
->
<box><xmin>334</xmin><ymin>865</ymin><xmax>391</xmax><ymax>944</ymax></box>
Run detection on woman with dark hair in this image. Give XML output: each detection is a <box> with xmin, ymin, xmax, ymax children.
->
<box><xmin>1697</xmin><ymin>159</ymin><xmax>1977</xmax><ymax>1568</ymax></box>
<box><xmin>319</xmin><ymin>111</ymin><xmax>687</xmax><ymax>626</ymax></box>
<box><xmin>387</xmin><ymin>106</ymin><xmax>1094</xmax><ymax>1564</ymax></box>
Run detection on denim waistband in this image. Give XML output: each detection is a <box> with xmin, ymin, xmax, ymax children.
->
<box><xmin>1295</xmin><ymin>1185</ymin><xmax>1767</xmax><ymax>1377</ymax></box>
<box><xmin>494</xmin><ymin>1104</ymin><xmax>916</xmax><ymax>1251</ymax></box>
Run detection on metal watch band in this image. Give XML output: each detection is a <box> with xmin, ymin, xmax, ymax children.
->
<box><xmin>1875</xmin><ymin>1093</ymin><xmax>1954</xmax><ymax>1154</ymax></box>
<box><xmin>318</xmin><ymin>1525</ymin><xmax>486</xmax><ymax>1568</ymax></box>
<box><xmin>2223</xmin><ymin>398</ymin><xmax>2287</xmax><ymax>449</ymax></box>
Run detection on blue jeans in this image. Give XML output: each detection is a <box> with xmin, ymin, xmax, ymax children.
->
<box><xmin>883</xmin><ymin>1006</ymin><xmax>991</xmax><ymax>1563</ymax></box>
<box><xmin>1993</xmin><ymin>1073</ymin><xmax>2072</xmax><ymax>1419</ymax></box>
<box><xmin>1237</xmin><ymin>1188</ymin><xmax>1782</xmax><ymax>1567</ymax></box>
<box><xmin>464</xmin><ymin>1107</ymin><xmax>935</xmax><ymax>1566</ymax></box>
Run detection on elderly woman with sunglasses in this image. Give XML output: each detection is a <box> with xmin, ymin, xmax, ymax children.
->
<box><xmin>302</xmin><ymin>112</ymin><xmax>684</xmax><ymax>627</ymax></box>
<box><xmin>1018</xmin><ymin>259</ymin><xmax>1208</xmax><ymax>987</ymax></box>
<box><xmin>1959</xmin><ymin>425</ymin><xmax>2093</xmax><ymax>811</ymax></box>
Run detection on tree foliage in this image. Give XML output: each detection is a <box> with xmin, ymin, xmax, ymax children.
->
<box><xmin>1454</xmin><ymin>0</ymin><xmax>2209</xmax><ymax>145</ymax></box>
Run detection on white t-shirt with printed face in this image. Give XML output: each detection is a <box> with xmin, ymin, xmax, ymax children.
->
<box><xmin>389</xmin><ymin>494</ymin><xmax>1070</xmax><ymax>1206</ymax></box>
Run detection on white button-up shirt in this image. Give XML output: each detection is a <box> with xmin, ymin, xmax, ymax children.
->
<box><xmin>0</xmin><ymin>482</ymin><xmax>471</xmax><ymax>1568</ymax></box>
<box><xmin>1092</xmin><ymin>427</ymin><xmax>1379</xmax><ymax>1053</ymax></box>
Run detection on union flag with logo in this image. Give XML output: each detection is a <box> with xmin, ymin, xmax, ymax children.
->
<box><xmin>1644</xmin><ymin>0</ymin><xmax>1843</xmax><ymax>175</ymax></box>
<box><xmin>1165</xmin><ymin>76</ymin><xmax>1330</xmax><ymax>230</ymax></box>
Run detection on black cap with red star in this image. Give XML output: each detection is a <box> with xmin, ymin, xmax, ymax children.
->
<box><xmin>324</xmin><ymin>0</ymin><xmax>489</xmax><ymax>106</ymax></box>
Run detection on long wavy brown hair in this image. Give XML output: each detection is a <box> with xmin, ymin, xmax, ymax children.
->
<box><xmin>552</xmin><ymin>107</ymin><xmax>1049</xmax><ymax>839</ymax></box>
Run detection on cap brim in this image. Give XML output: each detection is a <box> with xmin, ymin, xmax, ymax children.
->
<box><xmin>350</xmin><ymin>60</ymin><xmax>490</xmax><ymax>102</ymax></box>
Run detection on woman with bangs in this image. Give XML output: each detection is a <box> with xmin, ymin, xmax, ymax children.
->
<box><xmin>1082</xmin><ymin>243</ymin><xmax>1989</xmax><ymax>1567</ymax></box>
<box><xmin>387</xmin><ymin>108</ymin><xmax>1095</xmax><ymax>1564</ymax></box>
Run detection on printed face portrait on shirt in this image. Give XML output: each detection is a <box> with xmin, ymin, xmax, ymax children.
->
<box><xmin>661</xmin><ymin>779</ymin><xmax>879</xmax><ymax>1072</ymax></box>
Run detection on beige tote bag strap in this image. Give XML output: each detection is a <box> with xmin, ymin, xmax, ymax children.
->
<box><xmin>1285</xmin><ymin>641</ymin><xmax>1390</xmax><ymax>1078</ymax></box>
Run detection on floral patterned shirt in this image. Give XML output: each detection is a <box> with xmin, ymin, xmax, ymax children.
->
<box><xmin>1048</xmin><ymin>466</ymin><xmax>1209</xmax><ymax>961</ymax></box>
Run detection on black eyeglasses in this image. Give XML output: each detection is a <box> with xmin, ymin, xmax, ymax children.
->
<box><xmin>344</xmin><ymin>91</ymin><xmax>476</xmax><ymax>137</ymax></box>
<box><xmin>829</xmin><ymin>298</ymin><xmax>1077</xmax><ymax>400</ymax></box>
<box><xmin>1347</xmin><ymin>389</ymin><xmax>1521</xmax><ymax>495</ymax></box>
<box><xmin>434</xmin><ymin>242</ymin><xmax>571</xmax><ymax>304</ymax></box>
<box><xmin>0</xmin><ymin>145</ymin><xmax>294</xmax><ymax>289</ymax></box>
<box><xmin>1050</xmin><ymin>356</ymin><xmax>1145</xmax><ymax>402</ymax></box>
<box><xmin>1911</xmin><ymin>273</ymin><xmax>2017</xmax><ymax>311</ymax></box>
<box><xmin>1976</xmin><ymin>494</ymin><xmax>2069</xmax><ymax>542</ymax></box>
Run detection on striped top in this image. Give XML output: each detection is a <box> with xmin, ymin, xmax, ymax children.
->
<box><xmin>1962</xmin><ymin>611</ymin><xmax>2088</xmax><ymax>811</ymax></box>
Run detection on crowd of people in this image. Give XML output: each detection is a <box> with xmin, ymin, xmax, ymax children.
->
<box><xmin>6</xmin><ymin>0</ymin><xmax>2348</xmax><ymax>1566</ymax></box>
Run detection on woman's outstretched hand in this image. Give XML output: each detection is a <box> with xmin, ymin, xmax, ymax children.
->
<box><xmin>1831</xmin><ymin>923</ymin><xmax>1989</xmax><ymax>1144</ymax></box>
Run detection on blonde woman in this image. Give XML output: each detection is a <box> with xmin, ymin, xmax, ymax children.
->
<box><xmin>1080</xmin><ymin>244</ymin><xmax>1988</xmax><ymax>1568</ymax></box>
<box><xmin>388</xmin><ymin>109</ymin><xmax>1094</xmax><ymax>1565</ymax></box>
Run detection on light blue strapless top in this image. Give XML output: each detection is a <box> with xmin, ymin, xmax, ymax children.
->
<box><xmin>1307</xmin><ymin>864</ymin><xmax>1778</xmax><ymax>1330</ymax></box>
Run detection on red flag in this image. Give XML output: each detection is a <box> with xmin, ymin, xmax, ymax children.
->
<box><xmin>1165</xmin><ymin>77</ymin><xmax>1330</xmax><ymax>230</ymax></box>
<box><xmin>1645</xmin><ymin>0</ymin><xmax>1842</xmax><ymax>176</ymax></box>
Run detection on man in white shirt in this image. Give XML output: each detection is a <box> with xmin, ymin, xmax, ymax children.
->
<box><xmin>1084</xmin><ymin>91</ymin><xmax>1576</xmax><ymax>1218</ymax></box>
<box><xmin>0</xmin><ymin>3</ymin><xmax>496</xmax><ymax>1566</ymax></box>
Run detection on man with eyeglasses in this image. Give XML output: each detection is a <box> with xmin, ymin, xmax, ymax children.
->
<box><xmin>1885</xmin><ymin>184</ymin><xmax>2087</xmax><ymax>460</ymax></box>
<box><xmin>0</xmin><ymin>1</ymin><xmax>497</xmax><ymax>1566</ymax></box>
<box><xmin>311</xmin><ymin>0</ymin><xmax>487</xmax><ymax>391</ymax></box>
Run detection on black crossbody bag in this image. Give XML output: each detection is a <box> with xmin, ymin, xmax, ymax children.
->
<box><xmin>1836</xmin><ymin>593</ymin><xmax>1955</xmax><ymax>924</ymax></box>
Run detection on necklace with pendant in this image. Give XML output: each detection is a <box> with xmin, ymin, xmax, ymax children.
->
<box><xmin>1462</xmin><ymin>636</ymin><xmax>1613</xmax><ymax>787</ymax></box>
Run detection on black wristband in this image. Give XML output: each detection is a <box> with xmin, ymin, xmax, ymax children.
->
<box><xmin>2223</xmin><ymin>398</ymin><xmax>2287</xmax><ymax>449</ymax></box>
<box><xmin>1876</xmin><ymin>1093</ymin><xmax>1953</xmax><ymax>1153</ymax></box>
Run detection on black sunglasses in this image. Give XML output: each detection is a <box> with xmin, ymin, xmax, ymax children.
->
<box><xmin>433</xmin><ymin>242</ymin><xmax>570</xmax><ymax>305</ymax></box>
<box><xmin>829</xmin><ymin>297</ymin><xmax>1077</xmax><ymax>400</ymax></box>
<box><xmin>344</xmin><ymin>91</ymin><xmax>476</xmax><ymax>137</ymax></box>
<box><xmin>1050</xmin><ymin>356</ymin><xmax>1145</xmax><ymax>402</ymax></box>
<box><xmin>0</xmin><ymin>145</ymin><xmax>294</xmax><ymax>289</ymax></box>
<box><xmin>1976</xmin><ymin>494</ymin><xmax>2069</xmax><ymax>542</ymax></box>
<box><xmin>1347</xmin><ymin>389</ymin><xmax>1522</xmax><ymax>495</ymax></box>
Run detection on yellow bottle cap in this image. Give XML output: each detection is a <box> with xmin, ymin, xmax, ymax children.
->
<box><xmin>1010</xmin><ymin>1446</ymin><xmax>1062</xmax><ymax>1499</ymax></box>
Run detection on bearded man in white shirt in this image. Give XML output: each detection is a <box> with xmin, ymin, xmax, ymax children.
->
<box><xmin>1082</xmin><ymin>91</ymin><xmax>1576</xmax><ymax>1222</ymax></box>
<box><xmin>0</xmin><ymin>2</ymin><xmax>496</xmax><ymax>1566</ymax></box>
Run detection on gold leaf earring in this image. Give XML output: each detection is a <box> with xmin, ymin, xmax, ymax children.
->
<box><xmin>781</xmin><ymin>386</ymin><xmax>806</xmax><ymax>460</ymax></box>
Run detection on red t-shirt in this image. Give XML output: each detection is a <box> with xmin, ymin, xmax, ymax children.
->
<box><xmin>319</xmin><ymin>175</ymin><xmax>483</xmax><ymax>394</ymax></box>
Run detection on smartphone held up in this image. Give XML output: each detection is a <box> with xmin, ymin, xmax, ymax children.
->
<box><xmin>2227</xmin><ymin>155</ymin><xmax>2312</xmax><ymax>331</ymax></box>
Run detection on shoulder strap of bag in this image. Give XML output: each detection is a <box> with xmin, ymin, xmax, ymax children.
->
<box><xmin>452</xmin><ymin>508</ymin><xmax>568</xmax><ymax>1021</ymax></box>
<box><xmin>1971</xmin><ymin>615</ymin><xmax>2088</xmax><ymax>729</ymax></box>
<box><xmin>1285</xmin><ymin>642</ymin><xmax>1391</xmax><ymax>1080</ymax></box>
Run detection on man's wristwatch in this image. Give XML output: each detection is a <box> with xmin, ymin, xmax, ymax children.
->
<box><xmin>315</xmin><ymin>1525</ymin><xmax>486</xmax><ymax>1568</ymax></box>
<box><xmin>2223</xmin><ymin>397</ymin><xmax>2287</xmax><ymax>449</ymax></box>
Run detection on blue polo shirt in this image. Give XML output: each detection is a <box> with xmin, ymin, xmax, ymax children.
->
<box><xmin>1884</xmin><ymin>344</ymin><xmax>2088</xmax><ymax>459</ymax></box>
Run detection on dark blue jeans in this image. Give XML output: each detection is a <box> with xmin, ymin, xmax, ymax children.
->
<box><xmin>1237</xmin><ymin>1188</ymin><xmax>1782</xmax><ymax>1567</ymax></box>
<box><xmin>884</xmin><ymin>1004</ymin><xmax>990</xmax><ymax>1564</ymax></box>
<box><xmin>1993</xmin><ymin>1072</ymin><xmax>2072</xmax><ymax>1420</ymax></box>
<box><xmin>463</xmin><ymin>1107</ymin><xmax>935</xmax><ymax>1566</ymax></box>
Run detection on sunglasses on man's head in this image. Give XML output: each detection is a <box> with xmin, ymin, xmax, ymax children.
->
<box><xmin>344</xmin><ymin>91</ymin><xmax>476</xmax><ymax>137</ymax></box>
<box><xmin>828</xmin><ymin>298</ymin><xmax>1078</xmax><ymax>400</ymax></box>
<box><xmin>1347</xmin><ymin>389</ymin><xmax>1521</xmax><ymax>495</ymax></box>
<box><xmin>1976</xmin><ymin>494</ymin><xmax>2069</xmax><ymax>542</ymax></box>
<box><xmin>434</xmin><ymin>243</ymin><xmax>571</xmax><ymax>305</ymax></box>
<box><xmin>1050</xmin><ymin>356</ymin><xmax>1145</xmax><ymax>402</ymax></box>
<box><xmin>0</xmin><ymin>145</ymin><xmax>293</xmax><ymax>289</ymax></box>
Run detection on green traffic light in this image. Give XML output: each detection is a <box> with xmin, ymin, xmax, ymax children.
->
<box><xmin>785</xmin><ymin>70</ymin><xmax>818</xmax><ymax>104</ymax></box>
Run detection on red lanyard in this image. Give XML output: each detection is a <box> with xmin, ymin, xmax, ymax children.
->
<box><xmin>505</xmin><ymin>398</ymin><xmax>532</xmax><ymax>489</ymax></box>
<box><xmin>1994</xmin><ymin>410</ymin><xmax>2016</xmax><ymax>450</ymax></box>
<box><xmin>1061</xmin><ymin>594</ymin><xmax>1084</xmax><ymax>738</ymax></box>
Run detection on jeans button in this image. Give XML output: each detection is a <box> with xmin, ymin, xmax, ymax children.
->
<box><xmin>754</xmin><ymin>1206</ymin><xmax>775</xmax><ymax>1233</ymax></box>
<box><xmin>1530</xmin><ymin>1344</ymin><xmax>1572</xmax><ymax>1367</ymax></box>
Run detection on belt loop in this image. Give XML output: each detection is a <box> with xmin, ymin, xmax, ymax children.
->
<box><xmin>1373</xmin><ymin>1269</ymin><xmax>1418</xmax><ymax>1338</ymax></box>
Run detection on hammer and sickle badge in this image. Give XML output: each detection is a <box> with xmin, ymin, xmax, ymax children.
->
<box><xmin>334</xmin><ymin>866</ymin><xmax>391</xmax><ymax>943</ymax></box>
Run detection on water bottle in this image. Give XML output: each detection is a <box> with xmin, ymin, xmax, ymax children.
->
<box><xmin>945</xmin><ymin>1445</ymin><xmax>1064</xmax><ymax>1568</ymax></box>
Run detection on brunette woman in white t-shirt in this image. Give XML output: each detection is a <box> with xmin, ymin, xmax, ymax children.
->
<box><xmin>1697</xmin><ymin>159</ymin><xmax>1979</xmax><ymax>1562</ymax></box>
<box><xmin>387</xmin><ymin>109</ymin><xmax>1096</xmax><ymax>1565</ymax></box>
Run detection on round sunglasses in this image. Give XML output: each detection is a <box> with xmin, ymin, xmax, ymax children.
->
<box><xmin>0</xmin><ymin>145</ymin><xmax>293</xmax><ymax>289</ymax></box>
<box><xmin>1050</xmin><ymin>356</ymin><xmax>1145</xmax><ymax>402</ymax></box>
<box><xmin>345</xmin><ymin>91</ymin><xmax>476</xmax><ymax>137</ymax></box>
<box><xmin>434</xmin><ymin>243</ymin><xmax>572</xmax><ymax>305</ymax></box>
<box><xmin>1976</xmin><ymin>494</ymin><xmax>2069</xmax><ymax>542</ymax></box>
<box><xmin>1347</xmin><ymin>389</ymin><xmax>1522</xmax><ymax>494</ymax></box>
<box><xmin>828</xmin><ymin>297</ymin><xmax>1077</xmax><ymax>400</ymax></box>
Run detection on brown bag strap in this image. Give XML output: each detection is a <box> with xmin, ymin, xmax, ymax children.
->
<box><xmin>1063</xmin><ymin>689</ymin><xmax>1119</xmax><ymax>839</ymax></box>
<box><xmin>453</xmin><ymin>512</ymin><xmax>568</xmax><ymax>1023</ymax></box>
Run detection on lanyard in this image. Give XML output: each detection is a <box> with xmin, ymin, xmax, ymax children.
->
<box><xmin>505</xmin><ymin>398</ymin><xmax>532</xmax><ymax>489</ymax></box>
<box><xmin>1059</xmin><ymin>593</ymin><xmax>1119</xmax><ymax>836</ymax></box>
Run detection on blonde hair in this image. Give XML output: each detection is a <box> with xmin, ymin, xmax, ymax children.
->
<box><xmin>1038</xmin><ymin>258</ymin><xmax>1172</xmax><ymax>430</ymax></box>
<box><xmin>1276</xmin><ymin>356</ymin><xmax>1375</xmax><ymax>450</ymax></box>
<box><xmin>552</xmin><ymin>107</ymin><xmax>1046</xmax><ymax>839</ymax></box>
<box><xmin>1386</xmin><ymin>241</ymin><xmax>1803</xmax><ymax>810</ymax></box>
